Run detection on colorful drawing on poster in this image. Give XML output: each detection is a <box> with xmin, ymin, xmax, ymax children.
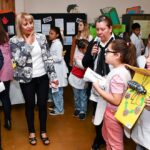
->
<box><xmin>115</xmin><ymin>65</ymin><xmax>150</xmax><ymax>129</ymax></box>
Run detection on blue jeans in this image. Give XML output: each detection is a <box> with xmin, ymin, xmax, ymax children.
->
<box><xmin>49</xmin><ymin>87</ymin><xmax>64</xmax><ymax>113</ymax></box>
<box><xmin>72</xmin><ymin>87</ymin><xmax>87</xmax><ymax>114</ymax></box>
<box><xmin>136</xmin><ymin>144</ymin><xmax>148</xmax><ymax>150</ymax></box>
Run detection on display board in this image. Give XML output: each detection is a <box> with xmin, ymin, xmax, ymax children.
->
<box><xmin>31</xmin><ymin>13</ymin><xmax>86</xmax><ymax>36</ymax></box>
<box><xmin>31</xmin><ymin>13</ymin><xmax>87</xmax><ymax>66</ymax></box>
<box><xmin>0</xmin><ymin>12</ymin><xmax>86</xmax><ymax>67</ymax></box>
<box><xmin>0</xmin><ymin>11</ymin><xmax>15</xmax><ymax>37</ymax></box>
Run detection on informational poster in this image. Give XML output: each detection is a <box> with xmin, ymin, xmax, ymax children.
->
<box><xmin>133</xmin><ymin>20</ymin><xmax>150</xmax><ymax>39</ymax></box>
<box><xmin>63</xmin><ymin>36</ymin><xmax>72</xmax><ymax>45</ymax></box>
<box><xmin>7</xmin><ymin>25</ymin><xmax>14</xmax><ymax>35</ymax></box>
<box><xmin>42</xmin><ymin>24</ymin><xmax>51</xmax><ymax>35</ymax></box>
<box><xmin>34</xmin><ymin>19</ymin><xmax>41</xmax><ymax>32</ymax></box>
<box><xmin>66</xmin><ymin>22</ymin><xmax>75</xmax><ymax>35</ymax></box>
<box><xmin>55</xmin><ymin>18</ymin><xmax>64</xmax><ymax>30</ymax></box>
<box><xmin>115</xmin><ymin>65</ymin><xmax>150</xmax><ymax>129</ymax></box>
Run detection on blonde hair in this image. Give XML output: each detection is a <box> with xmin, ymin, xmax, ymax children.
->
<box><xmin>76</xmin><ymin>20</ymin><xmax>90</xmax><ymax>40</ymax></box>
<box><xmin>15</xmin><ymin>12</ymin><xmax>34</xmax><ymax>38</ymax></box>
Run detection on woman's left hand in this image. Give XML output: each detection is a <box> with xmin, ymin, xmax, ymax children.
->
<box><xmin>23</xmin><ymin>31</ymin><xmax>35</xmax><ymax>45</ymax></box>
<box><xmin>49</xmin><ymin>80</ymin><xmax>59</xmax><ymax>88</ymax></box>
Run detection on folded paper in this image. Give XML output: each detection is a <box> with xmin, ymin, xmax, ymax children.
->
<box><xmin>83</xmin><ymin>67</ymin><xmax>106</xmax><ymax>89</ymax></box>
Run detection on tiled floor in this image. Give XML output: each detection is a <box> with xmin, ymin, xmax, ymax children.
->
<box><xmin>1</xmin><ymin>86</ymin><xmax>136</xmax><ymax>150</ymax></box>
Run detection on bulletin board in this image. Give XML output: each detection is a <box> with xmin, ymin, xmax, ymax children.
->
<box><xmin>31</xmin><ymin>13</ymin><xmax>86</xmax><ymax>36</ymax></box>
<box><xmin>0</xmin><ymin>12</ymin><xmax>87</xmax><ymax>66</ymax></box>
<box><xmin>31</xmin><ymin>13</ymin><xmax>87</xmax><ymax>66</ymax></box>
<box><xmin>0</xmin><ymin>11</ymin><xmax>15</xmax><ymax>37</ymax></box>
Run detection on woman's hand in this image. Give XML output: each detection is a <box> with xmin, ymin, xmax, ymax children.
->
<box><xmin>49</xmin><ymin>80</ymin><xmax>59</xmax><ymax>89</ymax></box>
<box><xmin>23</xmin><ymin>31</ymin><xmax>35</xmax><ymax>45</ymax></box>
<box><xmin>91</xmin><ymin>44</ymin><xmax>99</xmax><ymax>56</ymax></box>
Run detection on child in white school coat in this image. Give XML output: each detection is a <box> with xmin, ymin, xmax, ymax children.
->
<box><xmin>130</xmin><ymin>47</ymin><xmax>150</xmax><ymax>150</ymax></box>
<box><xmin>48</xmin><ymin>26</ymin><xmax>68</xmax><ymax>115</ymax></box>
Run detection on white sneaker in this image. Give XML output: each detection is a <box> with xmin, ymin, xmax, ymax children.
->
<box><xmin>49</xmin><ymin>110</ymin><xmax>64</xmax><ymax>116</ymax></box>
<box><xmin>48</xmin><ymin>99</ymin><xmax>53</xmax><ymax>102</ymax></box>
<box><xmin>48</xmin><ymin>107</ymin><xmax>54</xmax><ymax>111</ymax></box>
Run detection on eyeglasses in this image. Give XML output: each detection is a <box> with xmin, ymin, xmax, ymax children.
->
<box><xmin>105</xmin><ymin>49</ymin><xmax>117</xmax><ymax>54</ymax></box>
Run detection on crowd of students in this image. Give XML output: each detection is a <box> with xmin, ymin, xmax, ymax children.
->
<box><xmin>0</xmin><ymin>12</ymin><xmax>150</xmax><ymax>150</ymax></box>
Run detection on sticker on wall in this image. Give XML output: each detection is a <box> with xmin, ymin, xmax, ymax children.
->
<box><xmin>43</xmin><ymin>16</ymin><xmax>52</xmax><ymax>23</ymax></box>
<box><xmin>76</xmin><ymin>18</ymin><xmax>83</xmax><ymax>23</ymax></box>
<box><xmin>2</xmin><ymin>16</ymin><xmax>9</xmax><ymax>24</ymax></box>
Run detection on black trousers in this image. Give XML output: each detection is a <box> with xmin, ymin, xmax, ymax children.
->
<box><xmin>0</xmin><ymin>81</ymin><xmax>11</xmax><ymax>122</ymax></box>
<box><xmin>20</xmin><ymin>74</ymin><xmax>49</xmax><ymax>133</ymax></box>
<box><xmin>92</xmin><ymin>101</ymin><xmax>105</xmax><ymax>146</ymax></box>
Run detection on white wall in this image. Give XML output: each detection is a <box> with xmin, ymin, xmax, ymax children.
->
<box><xmin>15</xmin><ymin>0</ymin><xmax>150</xmax><ymax>23</ymax></box>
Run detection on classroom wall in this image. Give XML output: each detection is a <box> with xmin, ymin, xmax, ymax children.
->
<box><xmin>15</xmin><ymin>0</ymin><xmax>150</xmax><ymax>23</ymax></box>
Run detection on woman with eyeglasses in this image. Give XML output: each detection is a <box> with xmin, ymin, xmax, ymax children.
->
<box><xmin>93</xmin><ymin>39</ymin><xmax>136</xmax><ymax>150</ymax></box>
<box><xmin>82</xmin><ymin>15</ymin><xmax>119</xmax><ymax>150</ymax></box>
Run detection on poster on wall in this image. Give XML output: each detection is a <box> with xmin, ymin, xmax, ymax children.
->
<box><xmin>66</xmin><ymin>22</ymin><xmax>75</xmax><ymax>35</ymax></box>
<box><xmin>7</xmin><ymin>25</ymin><xmax>14</xmax><ymax>35</ymax></box>
<box><xmin>42</xmin><ymin>24</ymin><xmax>51</xmax><ymax>35</ymax></box>
<box><xmin>55</xmin><ymin>18</ymin><xmax>64</xmax><ymax>31</ymax></box>
<box><xmin>34</xmin><ymin>19</ymin><xmax>41</xmax><ymax>32</ymax></box>
<box><xmin>63</xmin><ymin>36</ymin><xmax>72</xmax><ymax>45</ymax></box>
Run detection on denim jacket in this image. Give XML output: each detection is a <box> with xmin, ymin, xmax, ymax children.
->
<box><xmin>10</xmin><ymin>33</ymin><xmax>57</xmax><ymax>83</ymax></box>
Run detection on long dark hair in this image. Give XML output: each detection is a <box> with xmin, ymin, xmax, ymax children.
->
<box><xmin>0</xmin><ymin>19</ymin><xmax>8</xmax><ymax>45</ymax></box>
<box><xmin>49</xmin><ymin>26</ymin><xmax>63</xmax><ymax>47</ymax></box>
